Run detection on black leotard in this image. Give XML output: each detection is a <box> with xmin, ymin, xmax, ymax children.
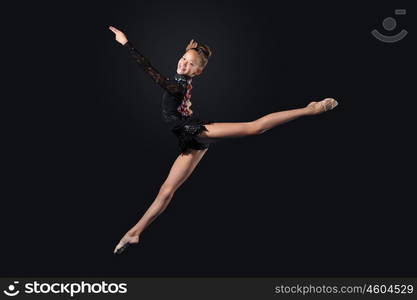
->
<box><xmin>124</xmin><ymin>41</ymin><xmax>212</xmax><ymax>154</ymax></box>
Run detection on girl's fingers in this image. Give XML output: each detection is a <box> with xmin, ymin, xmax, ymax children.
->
<box><xmin>186</xmin><ymin>39</ymin><xmax>198</xmax><ymax>50</ymax></box>
<box><xmin>187</xmin><ymin>39</ymin><xmax>197</xmax><ymax>49</ymax></box>
<box><xmin>109</xmin><ymin>26</ymin><xmax>119</xmax><ymax>33</ymax></box>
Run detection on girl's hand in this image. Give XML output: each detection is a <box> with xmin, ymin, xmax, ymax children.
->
<box><xmin>186</xmin><ymin>39</ymin><xmax>198</xmax><ymax>51</ymax></box>
<box><xmin>109</xmin><ymin>26</ymin><xmax>128</xmax><ymax>45</ymax></box>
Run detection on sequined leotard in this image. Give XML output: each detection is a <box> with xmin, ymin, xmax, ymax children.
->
<box><xmin>124</xmin><ymin>41</ymin><xmax>212</xmax><ymax>154</ymax></box>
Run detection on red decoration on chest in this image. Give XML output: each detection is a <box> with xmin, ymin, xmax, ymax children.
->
<box><xmin>177</xmin><ymin>79</ymin><xmax>193</xmax><ymax>116</ymax></box>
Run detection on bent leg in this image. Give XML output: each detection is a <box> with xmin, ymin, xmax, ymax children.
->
<box><xmin>127</xmin><ymin>148</ymin><xmax>208</xmax><ymax>237</ymax></box>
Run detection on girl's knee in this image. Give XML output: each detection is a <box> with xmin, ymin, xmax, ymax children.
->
<box><xmin>159</xmin><ymin>184</ymin><xmax>175</xmax><ymax>199</ymax></box>
<box><xmin>248</xmin><ymin>121</ymin><xmax>264</xmax><ymax>135</ymax></box>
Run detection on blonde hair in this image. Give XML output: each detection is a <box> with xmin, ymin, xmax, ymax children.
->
<box><xmin>188</xmin><ymin>44</ymin><xmax>212</xmax><ymax>68</ymax></box>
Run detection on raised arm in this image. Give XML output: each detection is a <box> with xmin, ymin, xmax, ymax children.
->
<box><xmin>109</xmin><ymin>26</ymin><xmax>180</xmax><ymax>95</ymax></box>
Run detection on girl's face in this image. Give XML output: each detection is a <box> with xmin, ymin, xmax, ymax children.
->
<box><xmin>177</xmin><ymin>50</ymin><xmax>203</xmax><ymax>77</ymax></box>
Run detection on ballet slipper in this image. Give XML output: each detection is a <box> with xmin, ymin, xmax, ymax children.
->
<box><xmin>320</xmin><ymin>98</ymin><xmax>338</xmax><ymax>112</ymax></box>
<box><xmin>113</xmin><ymin>234</ymin><xmax>140</xmax><ymax>254</ymax></box>
<box><xmin>306</xmin><ymin>98</ymin><xmax>338</xmax><ymax>115</ymax></box>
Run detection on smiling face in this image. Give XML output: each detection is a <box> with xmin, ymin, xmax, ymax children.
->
<box><xmin>176</xmin><ymin>50</ymin><xmax>203</xmax><ymax>77</ymax></box>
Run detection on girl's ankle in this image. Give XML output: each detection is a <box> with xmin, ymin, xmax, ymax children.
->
<box><xmin>127</xmin><ymin>230</ymin><xmax>140</xmax><ymax>237</ymax></box>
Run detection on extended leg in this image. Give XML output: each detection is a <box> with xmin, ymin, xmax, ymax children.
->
<box><xmin>114</xmin><ymin>148</ymin><xmax>208</xmax><ymax>253</ymax></box>
<box><xmin>197</xmin><ymin>98</ymin><xmax>337</xmax><ymax>140</ymax></box>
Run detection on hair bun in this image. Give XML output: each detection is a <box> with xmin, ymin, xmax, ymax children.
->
<box><xmin>198</xmin><ymin>45</ymin><xmax>212</xmax><ymax>58</ymax></box>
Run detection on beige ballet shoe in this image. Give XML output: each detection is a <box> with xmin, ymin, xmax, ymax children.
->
<box><xmin>320</xmin><ymin>98</ymin><xmax>338</xmax><ymax>112</ymax></box>
<box><xmin>113</xmin><ymin>234</ymin><xmax>139</xmax><ymax>254</ymax></box>
<box><xmin>307</xmin><ymin>98</ymin><xmax>339</xmax><ymax>115</ymax></box>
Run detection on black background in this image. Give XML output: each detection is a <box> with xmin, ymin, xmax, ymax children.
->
<box><xmin>2</xmin><ymin>0</ymin><xmax>415</xmax><ymax>276</ymax></box>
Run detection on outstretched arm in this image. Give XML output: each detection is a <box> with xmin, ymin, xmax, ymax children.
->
<box><xmin>109</xmin><ymin>26</ymin><xmax>180</xmax><ymax>95</ymax></box>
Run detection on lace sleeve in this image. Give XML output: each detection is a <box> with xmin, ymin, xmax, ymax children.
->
<box><xmin>124</xmin><ymin>41</ymin><xmax>180</xmax><ymax>95</ymax></box>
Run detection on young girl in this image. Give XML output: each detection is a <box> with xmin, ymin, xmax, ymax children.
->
<box><xmin>109</xmin><ymin>26</ymin><xmax>338</xmax><ymax>254</ymax></box>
